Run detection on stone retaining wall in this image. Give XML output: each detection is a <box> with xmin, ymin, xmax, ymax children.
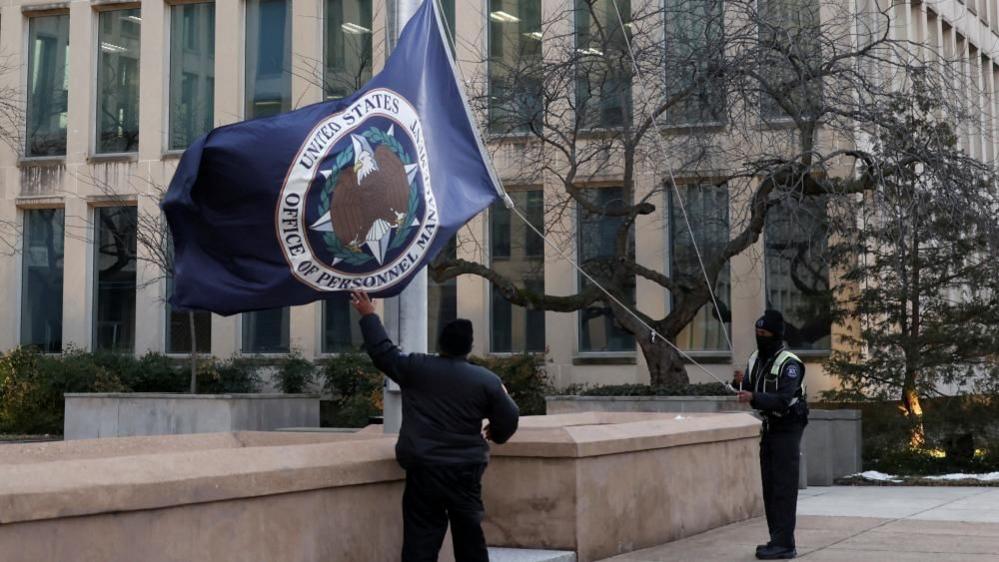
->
<box><xmin>2</xmin><ymin>412</ymin><xmax>762</xmax><ymax>562</ymax></box>
<box><xmin>63</xmin><ymin>393</ymin><xmax>321</xmax><ymax>440</ymax></box>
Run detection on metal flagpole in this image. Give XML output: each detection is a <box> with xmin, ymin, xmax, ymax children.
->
<box><xmin>382</xmin><ymin>0</ymin><xmax>426</xmax><ymax>434</ymax></box>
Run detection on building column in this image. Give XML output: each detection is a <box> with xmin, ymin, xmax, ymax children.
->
<box><xmin>62</xmin><ymin>196</ymin><xmax>92</xmax><ymax>350</ymax></box>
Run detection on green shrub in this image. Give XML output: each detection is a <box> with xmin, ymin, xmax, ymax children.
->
<box><xmin>274</xmin><ymin>351</ymin><xmax>316</xmax><ymax>394</ymax></box>
<box><xmin>816</xmin><ymin>395</ymin><xmax>999</xmax><ymax>475</ymax></box>
<box><xmin>124</xmin><ymin>353</ymin><xmax>187</xmax><ymax>393</ymax></box>
<box><xmin>0</xmin><ymin>347</ymin><xmax>126</xmax><ymax>434</ymax></box>
<box><xmin>198</xmin><ymin>356</ymin><xmax>262</xmax><ymax>394</ymax></box>
<box><xmin>0</xmin><ymin>347</ymin><xmax>268</xmax><ymax>435</ymax></box>
<box><xmin>578</xmin><ymin>382</ymin><xmax>731</xmax><ymax>397</ymax></box>
<box><xmin>470</xmin><ymin>354</ymin><xmax>550</xmax><ymax>415</ymax></box>
<box><xmin>318</xmin><ymin>353</ymin><xmax>383</xmax><ymax>427</ymax></box>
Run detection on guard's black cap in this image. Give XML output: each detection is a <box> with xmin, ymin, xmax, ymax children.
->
<box><xmin>439</xmin><ymin>319</ymin><xmax>474</xmax><ymax>356</ymax></box>
<box><xmin>755</xmin><ymin>310</ymin><xmax>785</xmax><ymax>338</ymax></box>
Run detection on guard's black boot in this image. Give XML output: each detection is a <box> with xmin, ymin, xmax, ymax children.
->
<box><xmin>756</xmin><ymin>542</ymin><xmax>774</xmax><ymax>554</ymax></box>
<box><xmin>756</xmin><ymin>544</ymin><xmax>796</xmax><ymax>559</ymax></box>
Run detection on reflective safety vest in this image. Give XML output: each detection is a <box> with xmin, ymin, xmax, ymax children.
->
<box><xmin>746</xmin><ymin>349</ymin><xmax>807</xmax><ymax>411</ymax></box>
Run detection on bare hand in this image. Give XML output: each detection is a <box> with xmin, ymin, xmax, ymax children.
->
<box><xmin>733</xmin><ymin>370</ymin><xmax>745</xmax><ymax>386</ymax></box>
<box><xmin>737</xmin><ymin>390</ymin><xmax>753</xmax><ymax>403</ymax></box>
<box><xmin>483</xmin><ymin>423</ymin><xmax>493</xmax><ymax>442</ymax></box>
<box><xmin>350</xmin><ymin>291</ymin><xmax>376</xmax><ymax>316</ymax></box>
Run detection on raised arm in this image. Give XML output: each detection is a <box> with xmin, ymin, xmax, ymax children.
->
<box><xmin>353</xmin><ymin>291</ymin><xmax>417</xmax><ymax>387</ymax></box>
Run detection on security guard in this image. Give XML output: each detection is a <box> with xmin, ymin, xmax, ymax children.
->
<box><xmin>734</xmin><ymin>310</ymin><xmax>808</xmax><ymax>560</ymax></box>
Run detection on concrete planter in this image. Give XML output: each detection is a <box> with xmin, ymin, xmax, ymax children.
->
<box><xmin>63</xmin><ymin>393</ymin><xmax>320</xmax><ymax>440</ymax></box>
<box><xmin>804</xmin><ymin>409</ymin><xmax>863</xmax><ymax>485</ymax></box>
<box><xmin>486</xmin><ymin>412</ymin><xmax>762</xmax><ymax>562</ymax></box>
<box><xmin>546</xmin><ymin>395</ymin><xmax>862</xmax><ymax>487</ymax></box>
<box><xmin>1</xmin><ymin>412</ymin><xmax>758</xmax><ymax>562</ymax></box>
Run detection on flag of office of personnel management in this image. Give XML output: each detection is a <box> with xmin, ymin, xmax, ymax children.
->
<box><xmin>162</xmin><ymin>0</ymin><xmax>503</xmax><ymax>315</ymax></box>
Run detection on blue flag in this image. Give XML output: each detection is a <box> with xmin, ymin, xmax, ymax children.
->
<box><xmin>163</xmin><ymin>0</ymin><xmax>503</xmax><ymax>315</ymax></box>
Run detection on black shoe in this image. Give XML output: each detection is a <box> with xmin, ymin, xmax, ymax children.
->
<box><xmin>756</xmin><ymin>543</ymin><xmax>773</xmax><ymax>553</ymax></box>
<box><xmin>756</xmin><ymin>544</ymin><xmax>797</xmax><ymax>559</ymax></box>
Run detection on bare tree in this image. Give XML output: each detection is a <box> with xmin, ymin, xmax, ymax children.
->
<box><xmin>426</xmin><ymin>0</ymin><xmax>990</xmax><ymax>386</ymax></box>
<box><xmin>0</xmin><ymin>50</ymin><xmax>26</xmax><ymax>253</ymax></box>
<box><xmin>82</xmin><ymin>172</ymin><xmax>204</xmax><ymax>393</ymax></box>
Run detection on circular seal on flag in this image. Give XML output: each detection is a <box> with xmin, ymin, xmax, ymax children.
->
<box><xmin>277</xmin><ymin>88</ymin><xmax>439</xmax><ymax>292</ymax></box>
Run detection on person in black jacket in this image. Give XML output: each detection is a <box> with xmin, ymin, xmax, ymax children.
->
<box><xmin>350</xmin><ymin>291</ymin><xmax>520</xmax><ymax>562</ymax></box>
<box><xmin>734</xmin><ymin>310</ymin><xmax>808</xmax><ymax>560</ymax></box>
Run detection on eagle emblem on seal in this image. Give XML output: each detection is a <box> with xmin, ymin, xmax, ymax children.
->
<box><xmin>309</xmin><ymin>127</ymin><xmax>420</xmax><ymax>265</ymax></box>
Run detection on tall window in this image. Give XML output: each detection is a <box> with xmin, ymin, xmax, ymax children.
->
<box><xmin>21</xmin><ymin>209</ymin><xmax>64</xmax><ymax>352</ymax></box>
<box><xmin>325</xmin><ymin>0</ymin><xmax>373</xmax><ymax>100</ymax></box>
<box><xmin>242</xmin><ymin>308</ymin><xmax>290</xmax><ymax>353</ymax></box>
<box><xmin>578</xmin><ymin>187</ymin><xmax>634</xmax><ymax>352</ymax></box>
<box><xmin>664</xmin><ymin>0</ymin><xmax>724</xmax><ymax>125</ymax></box>
<box><xmin>487</xmin><ymin>0</ymin><xmax>542</xmax><ymax>133</ymax></box>
<box><xmin>765</xmin><ymin>198</ymin><xmax>831</xmax><ymax>350</ymax></box>
<box><xmin>669</xmin><ymin>184</ymin><xmax>731</xmax><ymax>351</ymax></box>
<box><xmin>26</xmin><ymin>15</ymin><xmax>70</xmax><ymax>157</ymax></box>
<box><xmin>758</xmin><ymin>0</ymin><xmax>822</xmax><ymax>119</ymax></box>
<box><xmin>323</xmin><ymin>298</ymin><xmax>363</xmax><ymax>352</ymax></box>
<box><xmin>574</xmin><ymin>0</ymin><xmax>632</xmax><ymax>128</ymax></box>
<box><xmin>94</xmin><ymin>206</ymin><xmax>137</xmax><ymax>352</ymax></box>
<box><xmin>169</xmin><ymin>3</ymin><xmax>215</xmax><ymax>150</ymax></box>
<box><xmin>245</xmin><ymin>0</ymin><xmax>291</xmax><ymax>118</ymax></box>
<box><xmin>96</xmin><ymin>9</ymin><xmax>141</xmax><ymax>153</ymax></box>
<box><xmin>490</xmin><ymin>190</ymin><xmax>545</xmax><ymax>353</ymax></box>
<box><xmin>428</xmin><ymin>237</ymin><xmax>458</xmax><ymax>349</ymax></box>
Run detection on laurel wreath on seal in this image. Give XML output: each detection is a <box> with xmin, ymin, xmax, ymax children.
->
<box><xmin>316</xmin><ymin>126</ymin><xmax>420</xmax><ymax>267</ymax></box>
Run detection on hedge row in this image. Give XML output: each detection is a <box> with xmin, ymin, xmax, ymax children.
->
<box><xmin>0</xmin><ymin>348</ymin><xmax>553</xmax><ymax>434</ymax></box>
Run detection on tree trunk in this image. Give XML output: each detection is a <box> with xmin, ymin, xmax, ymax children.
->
<box><xmin>902</xmin><ymin>211</ymin><xmax>924</xmax><ymax>447</ymax></box>
<box><xmin>900</xmin><ymin>382</ymin><xmax>925</xmax><ymax>447</ymax></box>
<box><xmin>639</xmin><ymin>336</ymin><xmax>690</xmax><ymax>387</ymax></box>
<box><xmin>189</xmin><ymin>311</ymin><xmax>198</xmax><ymax>394</ymax></box>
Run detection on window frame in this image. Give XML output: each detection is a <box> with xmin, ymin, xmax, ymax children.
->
<box><xmin>165</xmin><ymin>0</ymin><xmax>216</xmax><ymax>155</ymax></box>
<box><xmin>486</xmin><ymin>185</ymin><xmax>547</xmax><ymax>355</ymax></box>
<box><xmin>573</xmin><ymin>183</ymin><xmax>636</xmax><ymax>357</ymax></box>
<box><xmin>761</xmin><ymin>196</ymin><xmax>833</xmax><ymax>355</ymax></box>
<box><xmin>92</xmin><ymin>4</ymin><xmax>143</xmax><ymax>157</ymax></box>
<box><xmin>19</xmin><ymin>205</ymin><xmax>66</xmax><ymax>353</ymax></box>
<box><xmin>571</xmin><ymin>0</ymin><xmax>634</xmax><ymax>132</ymax></box>
<box><xmin>755</xmin><ymin>0</ymin><xmax>824</xmax><ymax>124</ymax></box>
<box><xmin>663</xmin><ymin>181</ymin><xmax>733</xmax><ymax>358</ymax></box>
<box><xmin>242</xmin><ymin>0</ymin><xmax>292</xmax><ymax>120</ymax></box>
<box><xmin>24</xmin><ymin>11</ymin><xmax>72</xmax><ymax>159</ymax></box>
<box><xmin>91</xmin><ymin>203</ymin><xmax>139</xmax><ymax>353</ymax></box>
<box><xmin>485</xmin><ymin>0</ymin><xmax>544</xmax><ymax>136</ymax></box>
<box><xmin>319</xmin><ymin>298</ymin><xmax>364</xmax><ymax>355</ymax></box>
<box><xmin>239</xmin><ymin>307</ymin><xmax>292</xmax><ymax>356</ymax></box>
<box><xmin>661</xmin><ymin>0</ymin><xmax>727</xmax><ymax>129</ymax></box>
<box><xmin>322</xmin><ymin>0</ymin><xmax>374</xmax><ymax>101</ymax></box>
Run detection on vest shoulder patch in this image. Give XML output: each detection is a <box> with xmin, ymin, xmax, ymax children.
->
<box><xmin>785</xmin><ymin>363</ymin><xmax>800</xmax><ymax>378</ymax></box>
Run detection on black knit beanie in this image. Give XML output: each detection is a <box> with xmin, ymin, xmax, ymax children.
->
<box><xmin>755</xmin><ymin>310</ymin><xmax>785</xmax><ymax>338</ymax></box>
<box><xmin>439</xmin><ymin>319</ymin><xmax>474</xmax><ymax>356</ymax></box>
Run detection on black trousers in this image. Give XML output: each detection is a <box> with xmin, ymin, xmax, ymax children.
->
<box><xmin>759</xmin><ymin>420</ymin><xmax>805</xmax><ymax>549</ymax></box>
<box><xmin>402</xmin><ymin>463</ymin><xmax>488</xmax><ymax>562</ymax></box>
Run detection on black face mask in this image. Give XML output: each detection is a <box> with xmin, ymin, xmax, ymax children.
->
<box><xmin>756</xmin><ymin>335</ymin><xmax>782</xmax><ymax>359</ymax></box>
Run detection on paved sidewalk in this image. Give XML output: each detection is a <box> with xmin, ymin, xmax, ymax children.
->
<box><xmin>600</xmin><ymin>486</ymin><xmax>999</xmax><ymax>561</ymax></box>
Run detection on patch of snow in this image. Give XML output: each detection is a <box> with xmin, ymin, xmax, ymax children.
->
<box><xmin>852</xmin><ymin>470</ymin><xmax>903</xmax><ymax>483</ymax></box>
<box><xmin>923</xmin><ymin>472</ymin><xmax>999</xmax><ymax>482</ymax></box>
